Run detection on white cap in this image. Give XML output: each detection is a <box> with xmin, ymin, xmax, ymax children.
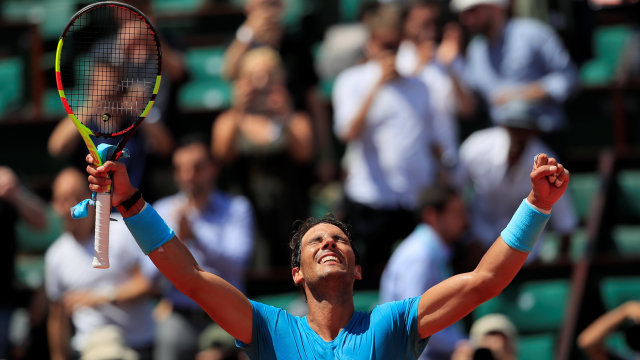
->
<box><xmin>81</xmin><ymin>325</ymin><xmax>138</xmax><ymax>360</ymax></box>
<box><xmin>469</xmin><ymin>313</ymin><xmax>518</xmax><ymax>348</ymax></box>
<box><xmin>450</xmin><ymin>0</ymin><xmax>508</xmax><ymax>12</ymax></box>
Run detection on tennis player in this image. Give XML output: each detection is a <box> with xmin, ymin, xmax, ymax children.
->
<box><xmin>86</xmin><ymin>151</ymin><xmax>569</xmax><ymax>359</ymax></box>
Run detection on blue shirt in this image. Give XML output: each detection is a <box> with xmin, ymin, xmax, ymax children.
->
<box><xmin>380</xmin><ymin>225</ymin><xmax>465</xmax><ymax>360</ymax></box>
<box><xmin>237</xmin><ymin>298</ymin><xmax>428</xmax><ymax>359</ymax></box>
<box><xmin>464</xmin><ymin>18</ymin><xmax>578</xmax><ymax>132</ymax></box>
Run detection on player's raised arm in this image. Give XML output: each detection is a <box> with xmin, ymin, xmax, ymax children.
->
<box><xmin>85</xmin><ymin>154</ymin><xmax>253</xmax><ymax>344</ymax></box>
<box><xmin>415</xmin><ymin>153</ymin><xmax>569</xmax><ymax>339</ymax></box>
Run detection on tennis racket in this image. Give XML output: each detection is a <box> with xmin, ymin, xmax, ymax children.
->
<box><xmin>55</xmin><ymin>1</ymin><xmax>162</xmax><ymax>268</ymax></box>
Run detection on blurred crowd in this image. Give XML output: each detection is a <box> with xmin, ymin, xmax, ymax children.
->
<box><xmin>1</xmin><ymin>0</ymin><xmax>640</xmax><ymax>359</ymax></box>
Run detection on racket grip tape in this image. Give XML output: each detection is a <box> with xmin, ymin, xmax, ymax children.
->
<box><xmin>93</xmin><ymin>192</ymin><xmax>112</xmax><ymax>268</ymax></box>
<box><xmin>124</xmin><ymin>203</ymin><xmax>175</xmax><ymax>255</ymax></box>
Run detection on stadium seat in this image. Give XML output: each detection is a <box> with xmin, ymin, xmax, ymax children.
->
<box><xmin>185</xmin><ymin>46</ymin><xmax>227</xmax><ymax>80</ymax></box>
<box><xmin>580</xmin><ymin>25</ymin><xmax>632</xmax><ymax>86</ymax></box>
<box><xmin>353</xmin><ymin>290</ymin><xmax>379</xmax><ymax>312</ymax></box>
<box><xmin>612</xmin><ymin>225</ymin><xmax>640</xmax><ymax>255</ymax></box>
<box><xmin>339</xmin><ymin>0</ymin><xmax>376</xmax><ymax>23</ymax></box>
<box><xmin>567</xmin><ymin>172</ymin><xmax>599</xmax><ymax>222</ymax></box>
<box><xmin>518</xmin><ymin>332</ymin><xmax>556</xmax><ymax>360</ymax></box>
<box><xmin>178</xmin><ymin>79</ymin><xmax>232</xmax><ymax>112</ymax></box>
<box><xmin>1</xmin><ymin>0</ymin><xmax>75</xmax><ymax>40</ymax></box>
<box><xmin>600</xmin><ymin>276</ymin><xmax>640</xmax><ymax>310</ymax></box>
<box><xmin>617</xmin><ymin>170</ymin><xmax>640</xmax><ymax>219</ymax></box>
<box><xmin>16</xmin><ymin>206</ymin><xmax>63</xmax><ymax>253</ymax></box>
<box><xmin>152</xmin><ymin>0</ymin><xmax>204</xmax><ymax>15</ymax></box>
<box><xmin>0</xmin><ymin>57</ymin><xmax>24</xmax><ymax>118</ymax></box>
<box><xmin>473</xmin><ymin>279</ymin><xmax>570</xmax><ymax>333</ymax></box>
<box><xmin>15</xmin><ymin>254</ymin><xmax>45</xmax><ymax>290</ymax></box>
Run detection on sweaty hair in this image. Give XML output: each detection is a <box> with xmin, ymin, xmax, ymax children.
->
<box><xmin>289</xmin><ymin>215</ymin><xmax>360</xmax><ymax>269</ymax></box>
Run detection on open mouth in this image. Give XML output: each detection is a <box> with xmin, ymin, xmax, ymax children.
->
<box><xmin>318</xmin><ymin>253</ymin><xmax>342</xmax><ymax>265</ymax></box>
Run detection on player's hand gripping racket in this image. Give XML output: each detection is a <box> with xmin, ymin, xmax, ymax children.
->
<box><xmin>55</xmin><ymin>1</ymin><xmax>162</xmax><ymax>268</ymax></box>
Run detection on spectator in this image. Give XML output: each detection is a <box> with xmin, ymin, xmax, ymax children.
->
<box><xmin>0</xmin><ymin>166</ymin><xmax>47</xmax><ymax>359</ymax></box>
<box><xmin>332</xmin><ymin>3</ymin><xmax>441</xmax><ymax>271</ymax></box>
<box><xmin>45</xmin><ymin>168</ymin><xmax>155</xmax><ymax>360</ymax></box>
<box><xmin>452</xmin><ymin>313</ymin><xmax>518</xmax><ymax>360</ymax></box>
<box><xmin>396</xmin><ymin>0</ymin><xmax>476</xmax><ymax>180</ymax></box>
<box><xmin>222</xmin><ymin>0</ymin><xmax>335</xmax><ymax>184</ymax></box>
<box><xmin>152</xmin><ymin>136</ymin><xmax>254</xmax><ymax>360</ymax></box>
<box><xmin>452</xmin><ymin>0</ymin><xmax>579</xmax><ymax>149</ymax></box>
<box><xmin>212</xmin><ymin>47</ymin><xmax>312</xmax><ymax>268</ymax></box>
<box><xmin>578</xmin><ymin>301</ymin><xmax>640</xmax><ymax>360</ymax></box>
<box><xmin>458</xmin><ymin>101</ymin><xmax>578</xmax><ymax>266</ymax></box>
<box><xmin>380</xmin><ymin>183</ymin><xmax>469</xmax><ymax>360</ymax></box>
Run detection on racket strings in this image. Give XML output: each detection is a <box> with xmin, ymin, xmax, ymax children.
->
<box><xmin>60</xmin><ymin>4</ymin><xmax>159</xmax><ymax>137</ymax></box>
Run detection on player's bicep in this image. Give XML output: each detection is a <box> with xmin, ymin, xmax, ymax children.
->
<box><xmin>149</xmin><ymin>236</ymin><xmax>253</xmax><ymax>343</ymax></box>
<box><xmin>416</xmin><ymin>272</ymin><xmax>486</xmax><ymax>338</ymax></box>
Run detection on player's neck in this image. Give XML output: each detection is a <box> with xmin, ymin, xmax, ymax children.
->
<box><xmin>305</xmin><ymin>288</ymin><xmax>355</xmax><ymax>341</ymax></box>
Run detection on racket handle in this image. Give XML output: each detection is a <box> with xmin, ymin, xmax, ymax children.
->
<box><xmin>93</xmin><ymin>192</ymin><xmax>111</xmax><ymax>269</ymax></box>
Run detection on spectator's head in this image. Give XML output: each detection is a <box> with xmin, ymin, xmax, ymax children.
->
<box><xmin>451</xmin><ymin>0</ymin><xmax>507</xmax><ymax>36</ymax></box>
<box><xmin>470</xmin><ymin>314</ymin><xmax>518</xmax><ymax>360</ymax></box>
<box><xmin>402</xmin><ymin>0</ymin><xmax>443</xmax><ymax>44</ymax></box>
<box><xmin>417</xmin><ymin>183</ymin><xmax>467</xmax><ymax>244</ymax></box>
<box><xmin>366</xmin><ymin>3</ymin><xmax>404</xmax><ymax>59</ymax></box>
<box><xmin>289</xmin><ymin>215</ymin><xmax>362</xmax><ymax>289</ymax></box>
<box><xmin>245</xmin><ymin>0</ymin><xmax>283</xmax><ymax>16</ymax></box>
<box><xmin>238</xmin><ymin>46</ymin><xmax>286</xmax><ymax>90</ymax></box>
<box><xmin>172</xmin><ymin>134</ymin><xmax>218</xmax><ymax>198</ymax></box>
<box><xmin>52</xmin><ymin>168</ymin><xmax>94</xmax><ymax>232</ymax></box>
<box><xmin>495</xmin><ymin>100</ymin><xmax>540</xmax><ymax>163</ymax></box>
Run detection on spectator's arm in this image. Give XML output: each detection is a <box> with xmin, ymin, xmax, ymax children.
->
<box><xmin>211</xmin><ymin>111</ymin><xmax>241</xmax><ymax>163</ymax></box>
<box><xmin>577</xmin><ymin>301</ymin><xmax>640</xmax><ymax>360</ymax></box>
<box><xmin>47</xmin><ymin>301</ymin><xmax>71</xmax><ymax>360</ymax></box>
<box><xmin>0</xmin><ymin>167</ymin><xmax>47</xmax><ymax>229</ymax></box>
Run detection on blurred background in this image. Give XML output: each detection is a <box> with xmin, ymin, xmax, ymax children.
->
<box><xmin>1</xmin><ymin>0</ymin><xmax>640</xmax><ymax>359</ymax></box>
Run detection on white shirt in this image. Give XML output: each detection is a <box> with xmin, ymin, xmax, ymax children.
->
<box><xmin>333</xmin><ymin>60</ymin><xmax>439</xmax><ymax>209</ymax></box>
<box><xmin>152</xmin><ymin>191</ymin><xmax>254</xmax><ymax>308</ymax></box>
<box><xmin>396</xmin><ymin>41</ymin><xmax>462</xmax><ymax>170</ymax></box>
<box><xmin>459</xmin><ymin>126</ymin><xmax>578</xmax><ymax>252</ymax></box>
<box><xmin>380</xmin><ymin>224</ymin><xmax>466</xmax><ymax>360</ymax></box>
<box><xmin>44</xmin><ymin>215</ymin><xmax>155</xmax><ymax>351</ymax></box>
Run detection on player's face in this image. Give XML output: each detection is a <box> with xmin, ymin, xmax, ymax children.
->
<box><xmin>293</xmin><ymin>223</ymin><xmax>362</xmax><ymax>286</ymax></box>
<box><xmin>173</xmin><ymin>144</ymin><xmax>217</xmax><ymax>196</ymax></box>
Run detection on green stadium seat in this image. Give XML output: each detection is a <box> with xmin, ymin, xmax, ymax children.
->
<box><xmin>617</xmin><ymin>170</ymin><xmax>640</xmax><ymax>219</ymax></box>
<box><xmin>567</xmin><ymin>172</ymin><xmax>599</xmax><ymax>222</ymax></box>
<box><xmin>16</xmin><ymin>206</ymin><xmax>63</xmax><ymax>254</ymax></box>
<box><xmin>1</xmin><ymin>0</ymin><xmax>75</xmax><ymax>40</ymax></box>
<box><xmin>152</xmin><ymin>0</ymin><xmax>204</xmax><ymax>15</ymax></box>
<box><xmin>15</xmin><ymin>254</ymin><xmax>45</xmax><ymax>290</ymax></box>
<box><xmin>579</xmin><ymin>25</ymin><xmax>632</xmax><ymax>86</ymax></box>
<box><xmin>185</xmin><ymin>47</ymin><xmax>227</xmax><ymax>80</ymax></box>
<box><xmin>473</xmin><ymin>279</ymin><xmax>570</xmax><ymax>333</ymax></box>
<box><xmin>353</xmin><ymin>290</ymin><xmax>379</xmax><ymax>312</ymax></box>
<box><xmin>612</xmin><ymin>225</ymin><xmax>640</xmax><ymax>255</ymax></box>
<box><xmin>43</xmin><ymin>89</ymin><xmax>68</xmax><ymax>119</ymax></box>
<box><xmin>340</xmin><ymin>0</ymin><xmax>376</xmax><ymax>23</ymax></box>
<box><xmin>538</xmin><ymin>227</ymin><xmax>588</xmax><ymax>263</ymax></box>
<box><xmin>178</xmin><ymin>79</ymin><xmax>232</xmax><ymax>112</ymax></box>
<box><xmin>518</xmin><ymin>333</ymin><xmax>556</xmax><ymax>360</ymax></box>
<box><xmin>600</xmin><ymin>276</ymin><xmax>640</xmax><ymax>310</ymax></box>
<box><xmin>605</xmin><ymin>331</ymin><xmax>637</xmax><ymax>360</ymax></box>
<box><xmin>0</xmin><ymin>57</ymin><xmax>24</xmax><ymax>118</ymax></box>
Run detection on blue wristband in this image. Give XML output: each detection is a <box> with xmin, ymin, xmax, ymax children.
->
<box><xmin>500</xmin><ymin>199</ymin><xmax>551</xmax><ymax>253</ymax></box>
<box><xmin>124</xmin><ymin>203</ymin><xmax>175</xmax><ymax>255</ymax></box>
